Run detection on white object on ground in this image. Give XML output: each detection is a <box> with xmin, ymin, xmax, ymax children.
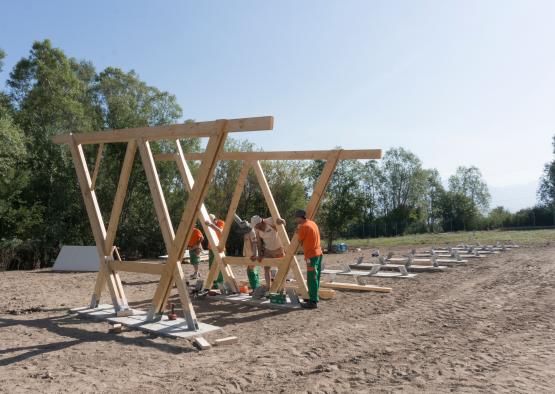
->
<box><xmin>53</xmin><ymin>246</ymin><xmax>99</xmax><ymax>272</ymax></box>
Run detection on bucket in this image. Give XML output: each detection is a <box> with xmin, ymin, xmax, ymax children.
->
<box><xmin>239</xmin><ymin>285</ymin><xmax>249</xmax><ymax>294</ymax></box>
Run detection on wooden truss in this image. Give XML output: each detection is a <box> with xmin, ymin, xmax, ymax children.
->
<box><xmin>52</xmin><ymin>117</ymin><xmax>273</xmax><ymax>328</ymax></box>
<box><xmin>54</xmin><ymin>115</ymin><xmax>381</xmax><ymax>330</ymax></box>
<box><xmin>155</xmin><ymin>148</ymin><xmax>382</xmax><ymax>298</ymax></box>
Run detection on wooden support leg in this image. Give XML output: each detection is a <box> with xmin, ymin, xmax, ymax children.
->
<box><xmin>270</xmin><ymin>150</ymin><xmax>342</xmax><ymax>295</ymax></box>
<box><xmin>203</xmin><ymin>160</ymin><xmax>251</xmax><ymax>289</ymax></box>
<box><xmin>174</xmin><ymin>139</ymin><xmax>238</xmax><ymax>291</ymax></box>
<box><xmin>147</xmin><ymin>121</ymin><xmax>229</xmax><ymax>322</ymax></box>
<box><xmin>68</xmin><ymin>136</ymin><xmax>123</xmax><ymax>312</ymax></box>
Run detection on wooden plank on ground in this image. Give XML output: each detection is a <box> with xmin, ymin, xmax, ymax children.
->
<box><xmin>214</xmin><ymin>336</ymin><xmax>238</xmax><ymax>346</ymax></box>
<box><xmin>320</xmin><ymin>282</ymin><xmax>392</xmax><ymax>293</ymax></box>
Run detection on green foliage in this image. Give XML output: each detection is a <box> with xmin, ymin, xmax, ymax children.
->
<box><xmin>439</xmin><ymin>191</ymin><xmax>479</xmax><ymax>232</ymax></box>
<box><xmin>448</xmin><ymin>166</ymin><xmax>491</xmax><ymax>212</ymax></box>
<box><xmin>486</xmin><ymin>206</ymin><xmax>512</xmax><ymax>229</ymax></box>
<box><xmin>538</xmin><ymin>135</ymin><xmax>555</xmax><ymax>208</ymax></box>
<box><xmin>0</xmin><ymin>40</ymin><xmax>551</xmax><ymax>269</ymax></box>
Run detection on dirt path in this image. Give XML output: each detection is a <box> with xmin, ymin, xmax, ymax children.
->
<box><xmin>1</xmin><ymin>245</ymin><xmax>554</xmax><ymax>393</ymax></box>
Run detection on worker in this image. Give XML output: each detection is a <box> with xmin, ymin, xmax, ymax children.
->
<box><xmin>251</xmin><ymin>215</ymin><xmax>285</xmax><ymax>291</ymax></box>
<box><xmin>205</xmin><ymin>214</ymin><xmax>225</xmax><ymax>288</ymax></box>
<box><xmin>233</xmin><ymin>214</ymin><xmax>260</xmax><ymax>290</ymax></box>
<box><xmin>294</xmin><ymin>209</ymin><xmax>322</xmax><ymax>309</ymax></box>
<box><xmin>187</xmin><ymin>226</ymin><xmax>204</xmax><ymax>280</ymax></box>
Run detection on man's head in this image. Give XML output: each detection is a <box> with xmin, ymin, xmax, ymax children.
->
<box><xmin>251</xmin><ymin>215</ymin><xmax>263</xmax><ymax>230</ymax></box>
<box><xmin>294</xmin><ymin>209</ymin><xmax>307</xmax><ymax>225</ymax></box>
<box><xmin>209</xmin><ymin>213</ymin><xmax>217</xmax><ymax>222</ymax></box>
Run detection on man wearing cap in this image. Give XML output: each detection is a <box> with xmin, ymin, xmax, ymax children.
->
<box><xmin>205</xmin><ymin>214</ymin><xmax>225</xmax><ymax>288</ymax></box>
<box><xmin>294</xmin><ymin>209</ymin><xmax>323</xmax><ymax>309</ymax></box>
<box><xmin>251</xmin><ymin>215</ymin><xmax>285</xmax><ymax>291</ymax></box>
<box><xmin>233</xmin><ymin>214</ymin><xmax>260</xmax><ymax>290</ymax></box>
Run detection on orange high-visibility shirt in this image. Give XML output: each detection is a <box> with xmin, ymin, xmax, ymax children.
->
<box><xmin>297</xmin><ymin>219</ymin><xmax>322</xmax><ymax>259</ymax></box>
<box><xmin>214</xmin><ymin>219</ymin><xmax>225</xmax><ymax>239</ymax></box>
<box><xmin>188</xmin><ymin>228</ymin><xmax>203</xmax><ymax>248</ymax></box>
<box><xmin>209</xmin><ymin>219</ymin><xmax>225</xmax><ymax>247</ymax></box>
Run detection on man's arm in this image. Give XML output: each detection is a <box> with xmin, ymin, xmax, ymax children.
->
<box><xmin>205</xmin><ymin>221</ymin><xmax>223</xmax><ymax>234</ymax></box>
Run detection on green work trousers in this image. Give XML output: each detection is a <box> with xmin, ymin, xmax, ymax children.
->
<box><xmin>306</xmin><ymin>255</ymin><xmax>322</xmax><ymax>302</ymax></box>
<box><xmin>247</xmin><ymin>266</ymin><xmax>260</xmax><ymax>290</ymax></box>
<box><xmin>208</xmin><ymin>249</ymin><xmax>224</xmax><ymax>288</ymax></box>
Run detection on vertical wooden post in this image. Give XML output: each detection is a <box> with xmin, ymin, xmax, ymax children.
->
<box><xmin>147</xmin><ymin>121</ymin><xmax>229</xmax><ymax>324</ymax></box>
<box><xmin>252</xmin><ymin>161</ymin><xmax>309</xmax><ymax>298</ymax></box>
<box><xmin>271</xmin><ymin>150</ymin><xmax>342</xmax><ymax>293</ymax></box>
<box><xmin>204</xmin><ymin>160</ymin><xmax>251</xmax><ymax>288</ymax></box>
<box><xmin>137</xmin><ymin>139</ymin><xmax>176</xmax><ymax>251</ymax></box>
<box><xmin>173</xmin><ymin>140</ymin><xmax>238</xmax><ymax>291</ymax></box>
<box><xmin>90</xmin><ymin>143</ymin><xmax>104</xmax><ymax>191</ymax></box>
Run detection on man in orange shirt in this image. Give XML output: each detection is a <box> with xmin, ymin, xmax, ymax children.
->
<box><xmin>205</xmin><ymin>214</ymin><xmax>225</xmax><ymax>288</ymax></box>
<box><xmin>188</xmin><ymin>226</ymin><xmax>204</xmax><ymax>280</ymax></box>
<box><xmin>295</xmin><ymin>209</ymin><xmax>323</xmax><ymax>309</ymax></box>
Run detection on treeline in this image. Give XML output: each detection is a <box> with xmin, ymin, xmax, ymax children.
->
<box><xmin>1</xmin><ymin>41</ymin><xmax>554</xmax><ymax>270</ymax></box>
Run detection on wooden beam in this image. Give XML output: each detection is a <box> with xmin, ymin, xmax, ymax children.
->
<box><xmin>67</xmin><ymin>136</ymin><xmax>126</xmax><ymax>311</ymax></box>
<box><xmin>51</xmin><ymin>116</ymin><xmax>273</xmax><ymax>145</ymax></box>
<box><xmin>155</xmin><ymin>149</ymin><xmax>382</xmax><ymax>162</ymax></box>
<box><xmin>218</xmin><ymin>162</ymin><xmax>251</xmax><ymax>253</ymax></box>
<box><xmin>271</xmin><ymin>150</ymin><xmax>342</xmax><ymax>293</ymax></box>
<box><xmin>137</xmin><ymin>139</ymin><xmax>175</xmax><ymax>251</ymax></box>
<box><xmin>222</xmin><ymin>256</ymin><xmax>287</xmax><ymax>269</ymax></box>
<box><xmin>173</xmin><ymin>140</ymin><xmax>237</xmax><ymax>291</ymax></box>
<box><xmin>110</xmin><ymin>260</ymin><xmax>166</xmax><ymax>275</ymax></box>
<box><xmin>148</xmin><ymin>121</ymin><xmax>228</xmax><ymax>322</ymax></box>
<box><xmin>90</xmin><ymin>143</ymin><xmax>104</xmax><ymax>191</ymax></box>
<box><xmin>104</xmin><ymin>141</ymin><xmax>137</xmax><ymax>253</ymax></box>
<box><xmin>320</xmin><ymin>282</ymin><xmax>392</xmax><ymax>293</ymax></box>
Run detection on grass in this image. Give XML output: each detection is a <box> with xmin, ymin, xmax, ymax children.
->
<box><xmin>335</xmin><ymin>229</ymin><xmax>555</xmax><ymax>249</ymax></box>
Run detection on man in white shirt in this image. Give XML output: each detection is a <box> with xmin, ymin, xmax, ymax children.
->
<box><xmin>233</xmin><ymin>214</ymin><xmax>260</xmax><ymax>290</ymax></box>
<box><xmin>250</xmin><ymin>215</ymin><xmax>285</xmax><ymax>290</ymax></box>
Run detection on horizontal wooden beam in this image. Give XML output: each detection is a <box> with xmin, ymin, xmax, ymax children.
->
<box><xmin>154</xmin><ymin>149</ymin><xmax>382</xmax><ymax>162</ymax></box>
<box><xmin>51</xmin><ymin>116</ymin><xmax>274</xmax><ymax>145</ymax></box>
<box><xmin>222</xmin><ymin>256</ymin><xmax>287</xmax><ymax>269</ymax></box>
<box><xmin>110</xmin><ymin>261</ymin><xmax>166</xmax><ymax>275</ymax></box>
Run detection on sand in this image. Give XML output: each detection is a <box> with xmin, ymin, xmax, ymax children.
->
<box><xmin>1</xmin><ymin>245</ymin><xmax>554</xmax><ymax>393</ymax></box>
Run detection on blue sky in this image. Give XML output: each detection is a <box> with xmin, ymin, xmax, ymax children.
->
<box><xmin>1</xmin><ymin>0</ymin><xmax>554</xmax><ymax>211</ymax></box>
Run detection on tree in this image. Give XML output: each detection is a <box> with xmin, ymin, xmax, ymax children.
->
<box><xmin>7</xmin><ymin>40</ymin><xmax>99</xmax><ymax>264</ymax></box>
<box><xmin>487</xmin><ymin>206</ymin><xmax>512</xmax><ymax>229</ymax></box>
<box><xmin>448</xmin><ymin>166</ymin><xmax>491</xmax><ymax>212</ymax></box>
<box><xmin>538</xmin><ymin>136</ymin><xmax>555</xmax><ymax>206</ymax></box>
<box><xmin>439</xmin><ymin>191</ymin><xmax>479</xmax><ymax>232</ymax></box>
<box><xmin>423</xmin><ymin>168</ymin><xmax>445</xmax><ymax>232</ymax></box>
<box><xmin>374</xmin><ymin>148</ymin><xmax>427</xmax><ymax>235</ymax></box>
<box><xmin>92</xmin><ymin>67</ymin><xmax>184</xmax><ymax>257</ymax></box>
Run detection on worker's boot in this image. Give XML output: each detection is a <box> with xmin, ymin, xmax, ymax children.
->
<box><xmin>300</xmin><ymin>300</ymin><xmax>318</xmax><ymax>309</ymax></box>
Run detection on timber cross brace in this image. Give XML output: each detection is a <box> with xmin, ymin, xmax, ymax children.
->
<box><xmin>53</xmin><ymin>115</ymin><xmax>381</xmax><ymax>331</ymax></box>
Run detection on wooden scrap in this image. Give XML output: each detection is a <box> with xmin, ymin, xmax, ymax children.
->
<box><xmin>214</xmin><ymin>336</ymin><xmax>238</xmax><ymax>346</ymax></box>
<box><xmin>108</xmin><ymin>323</ymin><xmax>123</xmax><ymax>334</ymax></box>
<box><xmin>193</xmin><ymin>336</ymin><xmax>212</xmax><ymax>350</ymax></box>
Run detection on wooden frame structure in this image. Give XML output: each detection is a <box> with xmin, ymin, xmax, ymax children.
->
<box><xmin>53</xmin><ymin>117</ymin><xmax>273</xmax><ymax>329</ymax></box>
<box><xmin>155</xmin><ymin>148</ymin><xmax>382</xmax><ymax>299</ymax></box>
<box><xmin>54</xmin><ymin>115</ymin><xmax>382</xmax><ymax>331</ymax></box>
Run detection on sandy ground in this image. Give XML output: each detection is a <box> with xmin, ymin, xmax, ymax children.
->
<box><xmin>1</xmin><ymin>245</ymin><xmax>554</xmax><ymax>393</ymax></box>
